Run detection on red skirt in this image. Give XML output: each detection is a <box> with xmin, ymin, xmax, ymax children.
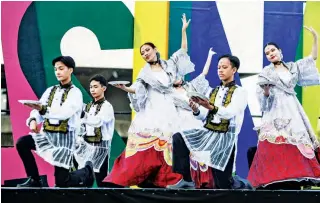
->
<box><xmin>190</xmin><ymin>157</ymin><xmax>214</xmax><ymax>189</ymax></box>
<box><xmin>103</xmin><ymin>147</ymin><xmax>182</xmax><ymax>188</ymax></box>
<box><xmin>247</xmin><ymin>140</ymin><xmax>320</xmax><ymax>188</ymax></box>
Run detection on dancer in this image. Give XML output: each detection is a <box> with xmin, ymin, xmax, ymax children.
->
<box><xmin>74</xmin><ymin>74</ymin><xmax>114</xmax><ymax>187</ymax></box>
<box><xmin>172</xmin><ymin>47</ymin><xmax>215</xmax><ymax>188</ymax></box>
<box><xmin>16</xmin><ymin>56</ymin><xmax>94</xmax><ymax>187</ymax></box>
<box><xmin>248</xmin><ymin>26</ymin><xmax>320</xmax><ymax>189</ymax></box>
<box><xmin>168</xmin><ymin>54</ymin><xmax>251</xmax><ymax>189</ymax></box>
<box><xmin>103</xmin><ymin>13</ymin><xmax>193</xmax><ymax>188</ymax></box>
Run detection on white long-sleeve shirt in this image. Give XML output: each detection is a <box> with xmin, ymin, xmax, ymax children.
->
<box><xmin>194</xmin><ymin>85</ymin><xmax>248</xmax><ymax>135</ymax></box>
<box><xmin>82</xmin><ymin>99</ymin><xmax>115</xmax><ymax>141</ymax></box>
<box><xmin>26</xmin><ymin>84</ymin><xmax>83</xmax><ymax>132</ymax></box>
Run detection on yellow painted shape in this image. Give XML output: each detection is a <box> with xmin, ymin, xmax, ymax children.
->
<box><xmin>130</xmin><ymin>185</ymin><xmax>141</xmax><ymax>189</ymax></box>
<box><xmin>302</xmin><ymin>1</ymin><xmax>320</xmax><ymax>139</ymax></box>
<box><xmin>132</xmin><ymin>1</ymin><xmax>170</xmax><ymax>118</ymax></box>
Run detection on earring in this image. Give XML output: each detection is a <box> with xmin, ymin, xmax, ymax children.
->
<box><xmin>279</xmin><ymin>52</ymin><xmax>283</xmax><ymax>61</ymax></box>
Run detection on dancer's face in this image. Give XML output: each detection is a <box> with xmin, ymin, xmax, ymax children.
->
<box><xmin>264</xmin><ymin>45</ymin><xmax>282</xmax><ymax>63</ymax></box>
<box><xmin>90</xmin><ymin>80</ymin><xmax>106</xmax><ymax>99</ymax></box>
<box><xmin>54</xmin><ymin>61</ymin><xmax>73</xmax><ymax>83</ymax></box>
<box><xmin>140</xmin><ymin>45</ymin><xmax>157</xmax><ymax>63</ymax></box>
<box><xmin>217</xmin><ymin>58</ymin><xmax>236</xmax><ymax>82</ymax></box>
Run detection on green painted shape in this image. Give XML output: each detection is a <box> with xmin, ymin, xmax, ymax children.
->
<box><xmin>92</xmin><ymin>180</ymin><xmax>98</xmax><ymax>188</ymax></box>
<box><xmin>168</xmin><ymin>1</ymin><xmax>193</xmax><ymax>81</ymax></box>
<box><xmin>34</xmin><ymin>1</ymin><xmax>134</xmax><ymax>91</ymax></box>
<box><xmin>295</xmin><ymin>28</ymin><xmax>303</xmax><ymax>103</ymax></box>
<box><xmin>108</xmin><ymin>131</ymin><xmax>126</xmax><ymax>171</ymax></box>
<box><xmin>34</xmin><ymin>1</ymin><xmax>132</xmax><ymax>172</ymax></box>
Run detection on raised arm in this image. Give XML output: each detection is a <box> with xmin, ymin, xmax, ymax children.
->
<box><xmin>201</xmin><ymin>48</ymin><xmax>216</xmax><ymax>76</ymax></box>
<box><xmin>293</xmin><ymin>27</ymin><xmax>320</xmax><ymax>86</ymax></box>
<box><xmin>181</xmin><ymin>13</ymin><xmax>191</xmax><ymax>51</ymax></box>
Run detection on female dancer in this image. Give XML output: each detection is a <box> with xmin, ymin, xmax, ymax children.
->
<box><xmin>103</xmin><ymin>14</ymin><xmax>193</xmax><ymax>188</ymax></box>
<box><xmin>248</xmin><ymin>26</ymin><xmax>320</xmax><ymax>189</ymax></box>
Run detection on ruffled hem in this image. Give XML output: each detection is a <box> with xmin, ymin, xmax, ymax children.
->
<box><xmin>31</xmin><ymin>131</ymin><xmax>75</xmax><ymax>169</ymax></box>
<box><xmin>74</xmin><ymin>138</ymin><xmax>109</xmax><ymax>173</ymax></box>
<box><xmin>258</xmin><ymin>177</ymin><xmax>320</xmax><ymax>188</ymax></box>
<box><xmin>247</xmin><ymin>140</ymin><xmax>320</xmax><ymax>188</ymax></box>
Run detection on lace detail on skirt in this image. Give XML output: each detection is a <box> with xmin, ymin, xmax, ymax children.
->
<box><xmin>31</xmin><ymin>130</ymin><xmax>76</xmax><ymax>169</ymax></box>
<box><xmin>74</xmin><ymin>138</ymin><xmax>109</xmax><ymax>173</ymax></box>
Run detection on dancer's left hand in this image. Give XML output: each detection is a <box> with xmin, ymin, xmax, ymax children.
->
<box><xmin>191</xmin><ymin>96</ymin><xmax>213</xmax><ymax>110</ymax></box>
<box><xmin>208</xmin><ymin>47</ymin><xmax>217</xmax><ymax>56</ymax></box>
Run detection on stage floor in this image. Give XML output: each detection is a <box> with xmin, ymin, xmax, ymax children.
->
<box><xmin>2</xmin><ymin>187</ymin><xmax>320</xmax><ymax>203</ymax></box>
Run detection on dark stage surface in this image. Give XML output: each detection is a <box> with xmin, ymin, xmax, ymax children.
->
<box><xmin>2</xmin><ymin>188</ymin><xmax>320</xmax><ymax>203</ymax></box>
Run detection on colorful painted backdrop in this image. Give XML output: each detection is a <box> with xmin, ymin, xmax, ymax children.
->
<box><xmin>2</xmin><ymin>1</ymin><xmax>320</xmax><ymax>186</ymax></box>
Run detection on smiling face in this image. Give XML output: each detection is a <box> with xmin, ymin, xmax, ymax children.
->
<box><xmin>264</xmin><ymin>44</ymin><xmax>282</xmax><ymax>63</ymax></box>
<box><xmin>140</xmin><ymin>44</ymin><xmax>158</xmax><ymax>63</ymax></box>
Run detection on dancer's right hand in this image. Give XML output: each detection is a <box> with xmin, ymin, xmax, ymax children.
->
<box><xmin>113</xmin><ymin>85</ymin><xmax>136</xmax><ymax>94</ymax></box>
<box><xmin>189</xmin><ymin>99</ymin><xmax>199</xmax><ymax>112</ymax></box>
<box><xmin>29</xmin><ymin>120</ymin><xmax>39</xmax><ymax>133</ymax></box>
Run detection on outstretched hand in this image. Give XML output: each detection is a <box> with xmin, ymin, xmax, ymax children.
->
<box><xmin>208</xmin><ymin>47</ymin><xmax>217</xmax><ymax>56</ymax></box>
<box><xmin>181</xmin><ymin>13</ymin><xmax>191</xmax><ymax>31</ymax></box>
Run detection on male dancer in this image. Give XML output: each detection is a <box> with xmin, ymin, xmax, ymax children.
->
<box><xmin>16</xmin><ymin>56</ymin><xmax>94</xmax><ymax>187</ymax></box>
<box><xmin>74</xmin><ymin>74</ymin><xmax>115</xmax><ymax>187</ymax></box>
<box><xmin>168</xmin><ymin>54</ymin><xmax>252</xmax><ymax>189</ymax></box>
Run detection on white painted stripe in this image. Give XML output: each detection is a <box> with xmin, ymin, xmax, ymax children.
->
<box><xmin>216</xmin><ymin>1</ymin><xmax>264</xmax><ymax>74</ymax></box>
<box><xmin>239</xmin><ymin>74</ymin><xmax>262</xmax><ymax>117</ymax></box>
<box><xmin>122</xmin><ymin>0</ymin><xmax>135</xmax><ymax>16</ymax></box>
<box><xmin>60</xmin><ymin>26</ymin><xmax>133</xmax><ymax>69</ymax></box>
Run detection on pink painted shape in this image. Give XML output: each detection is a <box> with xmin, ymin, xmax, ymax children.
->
<box><xmin>1</xmin><ymin>1</ymin><xmax>54</xmax><ymax>186</ymax></box>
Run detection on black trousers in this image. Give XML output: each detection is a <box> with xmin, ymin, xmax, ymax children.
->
<box><xmin>16</xmin><ymin>134</ymin><xmax>91</xmax><ymax>187</ymax></box>
<box><xmin>247</xmin><ymin>146</ymin><xmax>257</xmax><ymax>169</ymax></box>
<box><xmin>172</xmin><ymin>132</ymin><xmax>235</xmax><ymax>189</ymax></box>
<box><xmin>73</xmin><ymin>150</ymin><xmax>109</xmax><ymax>187</ymax></box>
<box><xmin>94</xmin><ymin>154</ymin><xmax>109</xmax><ymax>187</ymax></box>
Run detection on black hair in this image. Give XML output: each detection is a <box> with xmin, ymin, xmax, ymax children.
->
<box><xmin>264</xmin><ymin>42</ymin><xmax>280</xmax><ymax>50</ymax></box>
<box><xmin>140</xmin><ymin>42</ymin><xmax>161</xmax><ymax>64</ymax></box>
<box><xmin>140</xmin><ymin>42</ymin><xmax>157</xmax><ymax>50</ymax></box>
<box><xmin>218</xmin><ymin>54</ymin><xmax>240</xmax><ymax>70</ymax></box>
<box><xmin>140</xmin><ymin>42</ymin><xmax>156</xmax><ymax>52</ymax></box>
<box><xmin>52</xmin><ymin>56</ymin><xmax>76</xmax><ymax>69</ymax></box>
<box><xmin>89</xmin><ymin>74</ymin><xmax>107</xmax><ymax>87</ymax></box>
